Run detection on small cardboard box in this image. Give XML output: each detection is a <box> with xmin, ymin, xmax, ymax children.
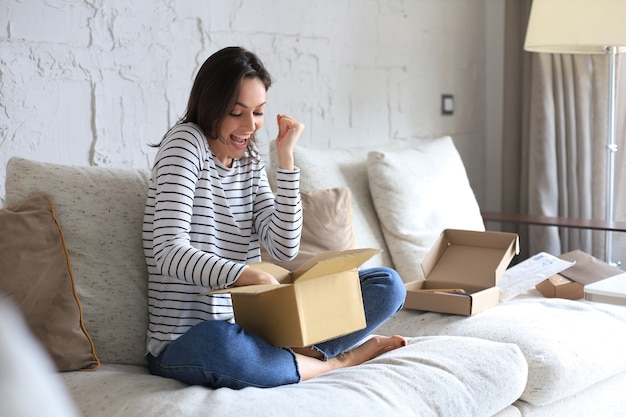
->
<box><xmin>535</xmin><ymin>274</ymin><xmax>583</xmax><ymax>300</ymax></box>
<box><xmin>205</xmin><ymin>248</ymin><xmax>378</xmax><ymax>347</ymax></box>
<box><xmin>404</xmin><ymin>229</ymin><xmax>519</xmax><ymax>316</ymax></box>
<box><xmin>536</xmin><ymin>250</ymin><xmax>624</xmax><ymax>300</ymax></box>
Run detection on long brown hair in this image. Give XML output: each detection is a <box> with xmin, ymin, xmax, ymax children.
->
<box><xmin>159</xmin><ymin>47</ymin><xmax>272</xmax><ymax>160</ymax></box>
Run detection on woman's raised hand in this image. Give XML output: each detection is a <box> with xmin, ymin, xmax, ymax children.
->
<box><xmin>276</xmin><ymin>114</ymin><xmax>304</xmax><ymax>171</ymax></box>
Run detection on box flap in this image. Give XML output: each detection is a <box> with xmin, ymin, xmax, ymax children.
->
<box><xmin>292</xmin><ymin>248</ymin><xmax>380</xmax><ymax>282</ymax></box>
<box><xmin>246</xmin><ymin>261</ymin><xmax>293</xmax><ymax>284</ymax></box>
<box><xmin>421</xmin><ymin>229</ymin><xmax>519</xmax><ymax>289</ymax></box>
<box><xmin>201</xmin><ymin>249</ymin><xmax>380</xmax><ymax>295</ymax></box>
<box><xmin>442</xmin><ymin>229</ymin><xmax>520</xmax><ymax>252</ymax></box>
<box><xmin>557</xmin><ymin>250</ymin><xmax>623</xmax><ymax>286</ymax></box>
<box><xmin>202</xmin><ymin>261</ymin><xmax>293</xmax><ymax>296</ymax></box>
<box><xmin>203</xmin><ymin>283</ymin><xmax>290</xmax><ymax>296</ymax></box>
<box><xmin>404</xmin><ymin>280</ymin><xmax>500</xmax><ymax>316</ymax></box>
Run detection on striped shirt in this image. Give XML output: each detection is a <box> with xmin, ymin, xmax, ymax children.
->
<box><xmin>143</xmin><ymin>123</ymin><xmax>302</xmax><ymax>356</ymax></box>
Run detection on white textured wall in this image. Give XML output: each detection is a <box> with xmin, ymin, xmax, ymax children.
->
<box><xmin>0</xmin><ymin>0</ymin><xmax>503</xmax><ymax>208</ymax></box>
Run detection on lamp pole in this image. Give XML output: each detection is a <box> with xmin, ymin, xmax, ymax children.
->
<box><xmin>524</xmin><ymin>0</ymin><xmax>626</xmax><ymax>266</ymax></box>
<box><xmin>605</xmin><ymin>46</ymin><xmax>618</xmax><ymax>266</ymax></box>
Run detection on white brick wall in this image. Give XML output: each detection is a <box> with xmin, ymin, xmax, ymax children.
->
<box><xmin>0</xmin><ymin>0</ymin><xmax>503</xmax><ymax>208</ymax></box>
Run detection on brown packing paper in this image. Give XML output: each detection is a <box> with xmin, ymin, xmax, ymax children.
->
<box><xmin>536</xmin><ymin>250</ymin><xmax>624</xmax><ymax>300</ymax></box>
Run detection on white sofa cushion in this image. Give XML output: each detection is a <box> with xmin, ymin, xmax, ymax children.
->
<box><xmin>268</xmin><ymin>143</ymin><xmax>394</xmax><ymax>269</ymax></box>
<box><xmin>366</xmin><ymin>137</ymin><xmax>485</xmax><ymax>282</ymax></box>
<box><xmin>62</xmin><ymin>336</ymin><xmax>528</xmax><ymax>417</ymax></box>
<box><xmin>377</xmin><ymin>294</ymin><xmax>626</xmax><ymax>406</ymax></box>
<box><xmin>267</xmin><ymin>138</ymin><xmax>460</xmax><ymax>270</ymax></box>
<box><xmin>514</xmin><ymin>370</ymin><xmax>626</xmax><ymax>416</ymax></box>
<box><xmin>5</xmin><ymin>157</ymin><xmax>150</xmax><ymax>366</ymax></box>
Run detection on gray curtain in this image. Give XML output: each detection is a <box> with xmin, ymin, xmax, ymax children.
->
<box><xmin>503</xmin><ymin>0</ymin><xmax>626</xmax><ymax>263</ymax></box>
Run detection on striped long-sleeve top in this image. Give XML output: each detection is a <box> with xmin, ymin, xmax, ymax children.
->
<box><xmin>143</xmin><ymin>123</ymin><xmax>302</xmax><ymax>357</ymax></box>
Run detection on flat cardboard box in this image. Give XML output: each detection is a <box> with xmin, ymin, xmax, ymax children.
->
<box><xmin>205</xmin><ymin>248</ymin><xmax>378</xmax><ymax>347</ymax></box>
<box><xmin>584</xmin><ymin>272</ymin><xmax>626</xmax><ymax>306</ymax></box>
<box><xmin>536</xmin><ymin>250</ymin><xmax>624</xmax><ymax>300</ymax></box>
<box><xmin>404</xmin><ymin>229</ymin><xmax>520</xmax><ymax>316</ymax></box>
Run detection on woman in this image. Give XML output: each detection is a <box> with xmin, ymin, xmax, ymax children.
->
<box><xmin>143</xmin><ymin>46</ymin><xmax>407</xmax><ymax>389</ymax></box>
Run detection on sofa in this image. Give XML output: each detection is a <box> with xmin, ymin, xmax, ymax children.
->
<box><xmin>2</xmin><ymin>136</ymin><xmax>626</xmax><ymax>417</ymax></box>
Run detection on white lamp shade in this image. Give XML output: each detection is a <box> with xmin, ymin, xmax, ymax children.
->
<box><xmin>524</xmin><ymin>0</ymin><xmax>626</xmax><ymax>53</ymax></box>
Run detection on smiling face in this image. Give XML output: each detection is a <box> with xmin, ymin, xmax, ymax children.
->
<box><xmin>210</xmin><ymin>77</ymin><xmax>266</xmax><ymax>167</ymax></box>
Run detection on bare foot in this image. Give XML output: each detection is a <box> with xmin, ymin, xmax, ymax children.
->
<box><xmin>340</xmin><ymin>335</ymin><xmax>408</xmax><ymax>364</ymax></box>
<box><xmin>295</xmin><ymin>335</ymin><xmax>407</xmax><ymax>381</ymax></box>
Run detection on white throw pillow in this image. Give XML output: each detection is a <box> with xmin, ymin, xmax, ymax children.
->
<box><xmin>367</xmin><ymin>137</ymin><xmax>484</xmax><ymax>282</ymax></box>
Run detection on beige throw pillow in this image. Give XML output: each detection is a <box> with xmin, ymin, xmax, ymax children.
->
<box><xmin>367</xmin><ymin>137</ymin><xmax>485</xmax><ymax>282</ymax></box>
<box><xmin>0</xmin><ymin>194</ymin><xmax>100</xmax><ymax>371</ymax></box>
<box><xmin>261</xmin><ymin>187</ymin><xmax>354</xmax><ymax>271</ymax></box>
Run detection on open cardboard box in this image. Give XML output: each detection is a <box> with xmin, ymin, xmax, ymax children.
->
<box><xmin>536</xmin><ymin>250</ymin><xmax>624</xmax><ymax>300</ymax></box>
<box><xmin>404</xmin><ymin>229</ymin><xmax>519</xmax><ymax>316</ymax></box>
<box><xmin>205</xmin><ymin>248</ymin><xmax>379</xmax><ymax>347</ymax></box>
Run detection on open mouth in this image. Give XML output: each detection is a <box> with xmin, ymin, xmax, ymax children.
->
<box><xmin>231</xmin><ymin>134</ymin><xmax>250</xmax><ymax>148</ymax></box>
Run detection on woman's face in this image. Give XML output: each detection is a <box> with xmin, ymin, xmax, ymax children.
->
<box><xmin>211</xmin><ymin>77</ymin><xmax>266</xmax><ymax>167</ymax></box>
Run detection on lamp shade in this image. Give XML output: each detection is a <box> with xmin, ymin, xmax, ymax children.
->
<box><xmin>524</xmin><ymin>0</ymin><xmax>626</xmax><ymax>54</ymax></box>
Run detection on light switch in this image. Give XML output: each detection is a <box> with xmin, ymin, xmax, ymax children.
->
<box><xmin>441</xmin><ymin>94</ymin><xmax>454</xmax><ymax>115</ymax></box>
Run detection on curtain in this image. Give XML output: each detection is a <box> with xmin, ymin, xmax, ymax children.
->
<box><xmin>502</xmin><ymin>0</ymin><xmax>626</xmax><ymax>263</ymax></box>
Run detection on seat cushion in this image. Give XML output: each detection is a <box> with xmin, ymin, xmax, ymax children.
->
<box><xmin>62</xmin><ymin>336</ymin><xmax>527</xmax><ymax>417</ymax></box>
<box><xmin>513</xmin><ymin>370</ymin><xmax>626</xmax><ymax>417</ymax></box>
<box><xmin>377</xmin><ymin>294</ymin><xmax>626</xmax><ymax>406</ymax></box>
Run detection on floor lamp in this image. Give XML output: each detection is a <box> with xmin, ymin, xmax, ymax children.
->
<box><xmin>523</xmin><ymin>0</ymin><xmax>626</xmax><ymax>265</ymax></box>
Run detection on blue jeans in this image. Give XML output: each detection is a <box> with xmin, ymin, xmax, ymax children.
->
<box><xmin>146</xmin><ymin>266</ymin><xmax>405</xmax><ymax>389</ymax></box>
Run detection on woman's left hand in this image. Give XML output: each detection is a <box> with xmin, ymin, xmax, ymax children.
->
<box><xmin>275</xmin><ymin>114</ymin><xmax>304</xmax><ymax>170</ymax></box>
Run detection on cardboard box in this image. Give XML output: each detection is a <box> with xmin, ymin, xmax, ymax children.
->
<box><xmin>535</xmin><ymin>274</ymin><xmax>583</xmax><ymax>299</ymax></box>
<box><xmin>536</xmin><ymin>250</ymin><xmax>624</xmax><ymax>300</ymax></box>
<box><xmin>404</xmin><ymin>229</ymin><xmax>519</xmax><ymax>316</ymax></box>
<box><xmin>206</xmin><ymin>248</ymin><xmax>378</xmax><ymax>347</ymax></box>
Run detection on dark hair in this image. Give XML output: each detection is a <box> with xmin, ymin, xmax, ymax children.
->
<box><xmin>176</xmin><ymin>46</ymin><xmax>272</xmax><ymax>160</ymax></box>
